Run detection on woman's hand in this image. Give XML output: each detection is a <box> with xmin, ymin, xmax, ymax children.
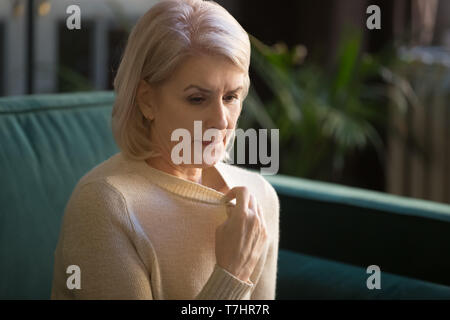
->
<box><xmin>215</xmin><ymin>186</ymin><xmax>268</xmax><ymax>283</ymax></box>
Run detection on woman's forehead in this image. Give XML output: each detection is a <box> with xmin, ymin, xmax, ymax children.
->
<box><xmin>171</xmin><ymin>57</ymin><xmax>244</xmax><ymax>88</ymax></box>
<box><xmin>180</xmin><ymin>54</ymin><xmax>240</xmax><ymax>73</ymax></box>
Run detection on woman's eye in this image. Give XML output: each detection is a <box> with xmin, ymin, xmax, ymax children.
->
<box><xmin>189</xmin><ymin>97</ymin><xmax>204</xmax><ymax>104</ymax></box>
<box><xmin>224</xmin><ymin>95</ymin><xmax>238</xmax><ymax>102</ymax></box>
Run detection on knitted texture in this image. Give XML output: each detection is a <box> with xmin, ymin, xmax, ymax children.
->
<box><xmin>51</xmin><ymin>153</ymin><xmax>280</xmax><ymax>299</ymax></box>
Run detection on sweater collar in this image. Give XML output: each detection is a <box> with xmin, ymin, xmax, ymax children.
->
<box><xmin>126</xmin><ymin>154</ymin><xmax>234</xmax><ymax>205</ymax></box>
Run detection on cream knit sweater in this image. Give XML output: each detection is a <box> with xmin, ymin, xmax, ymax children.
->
<box><xmin>51</xmin><ymin>152</ymin><xmax>280</xmax><ymax>300</ymax></box>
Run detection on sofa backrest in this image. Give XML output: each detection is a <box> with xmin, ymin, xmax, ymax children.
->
<box><xmin>264</xmin><ymin>174</ymin><xmax>450</xmax><ymax>287</ymax></box>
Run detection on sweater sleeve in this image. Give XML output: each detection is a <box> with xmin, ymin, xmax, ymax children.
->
<box><xmin>250</xmin><ymin>177</ymin><xmax>281</xmax><ymax>300</ymax></box>
<box><xmin>51</xmin><ymin>181</ymin><xmax>154</xmax><ymax>299</ymax></box>
<box><xmin>195</xmin><ymin>264</ymin><xmax>254</xmax><ymax>299</ymax></box>
<box><xmin>51</xmin><ymin>180</ymin><xmax>254</xmax><ymax>300</ymax></box>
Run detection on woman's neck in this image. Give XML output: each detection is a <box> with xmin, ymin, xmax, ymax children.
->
<box><xmin>144</xmin><ymin>156</ymin><xmax>230</xmax><ymax>194</ymax></box>
<box><xmin>144</xmin><ymin>156</ymin><xmax>229</xmax><ymax>194</ymax></box>
<box><xmin>145</xmin><ymin>156</ymin><xmax>202</xmax><ymax>184</ymax></box>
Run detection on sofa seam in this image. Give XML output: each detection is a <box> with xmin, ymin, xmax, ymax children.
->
<box><xmin>0</xmin><ymin>102</ymin><xmax>114</xmax><ymax>115</ymax></box>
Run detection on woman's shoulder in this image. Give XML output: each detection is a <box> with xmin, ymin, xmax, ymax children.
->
<box><xmin>73</xmin><ymin>152</ymin><xmax>150</xmax><ymax>194</ymax></box>
<box><xmin>76</xmin><ymin>152</ymin><xmax>128</xmax><ymax>186</ymax></box>
<box><xmin>65</xmin><ymin>153</ymin><xmax>152</xmax><ymax>219</ymax></box>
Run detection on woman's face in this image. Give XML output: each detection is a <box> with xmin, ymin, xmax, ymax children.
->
<box><xmin>139</xmin><ymin>53</ymin><xmax>245</xmax><ymax>168</ymax></box>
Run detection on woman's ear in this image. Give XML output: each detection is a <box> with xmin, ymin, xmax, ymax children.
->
<box><xmin>137</xmin><ymin>79</ymin><xmax>156</xmax><ymax>121</ymax></box>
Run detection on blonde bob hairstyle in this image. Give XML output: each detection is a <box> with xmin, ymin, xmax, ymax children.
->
<box><xmin>112</xmin><ymin>0</ymin><xmax>251</xmax><ymax>162</ymax></box>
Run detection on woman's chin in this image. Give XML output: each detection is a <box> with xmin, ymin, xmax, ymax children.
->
<box><xmin>189</xmin><ymin>145</ymin><xmax>224</xmax><ymax>167</ymax></box>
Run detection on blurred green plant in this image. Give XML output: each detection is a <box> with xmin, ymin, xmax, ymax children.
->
<box><xmin>242</xmin><ymin>32</ymin><xmax>397</xmax><ymax>180</ymax></box>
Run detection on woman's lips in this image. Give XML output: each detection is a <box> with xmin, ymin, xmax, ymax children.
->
<box><xmin>194</xmin><ymin>136</ymin><xmax>225</xmax><ymax>146</ymax></box>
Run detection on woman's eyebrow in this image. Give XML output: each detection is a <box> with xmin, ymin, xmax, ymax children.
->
<box><xmin>184</xmin><ymin>84</ymin><xmax>211</xmax><ymax>93</ymax></box>
<box><xmin>183</xmin><ymin>85</ymin><xmax>243</xmax><ymax>93</ymax></box>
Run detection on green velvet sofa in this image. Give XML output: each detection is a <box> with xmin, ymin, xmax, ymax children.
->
<box><xmin>1</xmin><ymin>91</ymin><xmax>450</xmax><ymax>300</ymax></box>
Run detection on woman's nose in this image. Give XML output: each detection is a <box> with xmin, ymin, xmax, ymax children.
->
<box><xmin>206</xmin><ymin>99</ymin><xmax>228</xmax><ymax>130</ymax></box>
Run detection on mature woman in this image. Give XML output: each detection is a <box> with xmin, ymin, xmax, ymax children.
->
<box><xmin>51</xmin><ymin>0</ymin><xmax>279</xmax><ymax>300</ymax></box>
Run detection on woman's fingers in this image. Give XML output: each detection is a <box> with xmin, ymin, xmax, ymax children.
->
<box><xmin>216</xmin><ymin>186</ymin><xmax>269</xmax><ymax>282</ymax></box>
<box><xmin>256</xmin><ymin>203</ymin><xmax>268</xmax><ymax>249</ymax></box>
<box><xmin>222</xmin><ymin>187</ymin><xmax>250</xmax><ymax>212</ymax></box>
<box><xmin>256</xmin><ymin>202</ymin><xmax>267</xmax><ymax>237</ymax></box>
<box><xmin>248</xmin><ymin>194</ymin><xmax>257</xmax><ymax>214</ymax></box>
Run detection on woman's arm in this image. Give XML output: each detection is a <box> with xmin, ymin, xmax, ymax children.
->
<box><xmin>51</xmin><ymin>181</ymin><xmax>154</xmax><ymax>299</ymax></box>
